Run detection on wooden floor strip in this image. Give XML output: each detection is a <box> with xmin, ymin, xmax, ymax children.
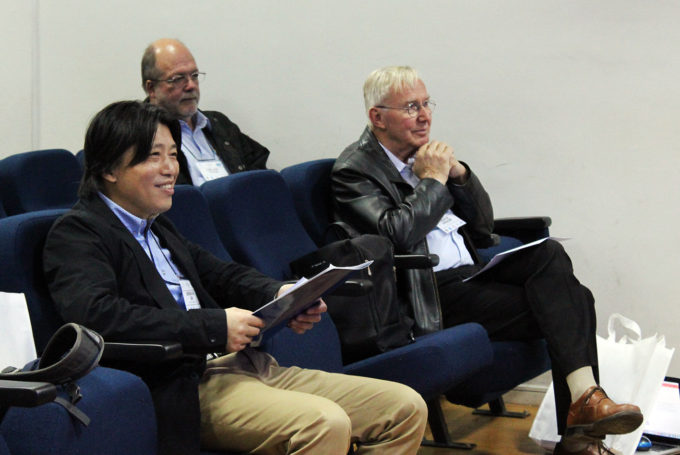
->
<box><xmin>418</xmin><ymin>399</ymin><xmax>547</xmax><ymax>455</ymax></box>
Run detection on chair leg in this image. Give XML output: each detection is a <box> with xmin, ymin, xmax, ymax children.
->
<box><xmin>473</xmin><ymin>397</ymin><xmax>530</xmax><ymax>419</ymax></box>
<box><xmin>421</xmin><ymin>398</ymin><xmax>476</xmax><ymax>450</ymax></box>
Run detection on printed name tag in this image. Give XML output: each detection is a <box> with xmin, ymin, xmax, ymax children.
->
<box><xmin>180</xmin><ymin>279</ymin><xmax>201</xmax><ymax>310</ymax></box>
<box><xmin>436</xmin><ymin>212</ymin><xmax>466</xmax><ymax>234</ymax></box>
<box><xmin>196</xmin><ymin>160</ymin><xmax>229</xmax><ymax>181</ymax></box>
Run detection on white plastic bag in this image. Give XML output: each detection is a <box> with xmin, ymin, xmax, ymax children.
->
<box><xmin>529</xmin><ymin>313</ymin><xmax>675</xmax><ymax>454</ymax></box>
<box><xmin>0</xmin><ymin>292</ymin><xmax>36</xmax><ymax>368</ymax></box>
<box><xmin>529</xmin><ymin>381</ymin><xmax>560</xmax><ymax>451</ymax></box>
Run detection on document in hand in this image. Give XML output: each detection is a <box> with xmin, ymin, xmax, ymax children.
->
<box><xmin>252</xmin><ymin>261</ymin><xmax>373</xmax><ymax>332</ymax></box>
<box><xmin>463</xmin><ymin>237</ymin><xmax>568</xmax><ymax>282</ymax></box>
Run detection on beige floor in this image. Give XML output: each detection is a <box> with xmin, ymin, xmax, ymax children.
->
<box><xmin>418</xmin><ymin>399</ymin><xmax>548</xmax><ymax>455</ymax></box>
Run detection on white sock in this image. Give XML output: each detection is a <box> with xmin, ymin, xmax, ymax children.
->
<box><xmin>566</xmin><ymin>366</ymin><xmax>597</xmax><ymax>402</ymax></box>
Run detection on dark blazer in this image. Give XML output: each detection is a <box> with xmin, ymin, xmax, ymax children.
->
<box><xmin>176</xmin><ymin>110</ymin><xmax>270</xmax><ymax>185</ymax></box>
<box><xmin>43</xmin><ymin>195</ymin><xmax>282</xmax><ymax>455</ymax></box>
<box><xmin>331</xmin><ymin>127</ymin><xmax>495</xmax><ymax>334</ymax></box>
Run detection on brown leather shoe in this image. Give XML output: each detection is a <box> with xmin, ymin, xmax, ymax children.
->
<box><xmin>565</xmin><ymin>385</ymin><xmax>643</xmax><ymax>439</ymax></box>
<box><xmin>553</xmin><ymin>440</ymin><xmax>615</xmax><ymax>454</ymax></box>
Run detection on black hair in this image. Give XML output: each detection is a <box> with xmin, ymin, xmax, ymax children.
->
<box><xmin>78</xmin><ymin>100</ymin><xmax>182</xmax><ymax>199</ymax></box>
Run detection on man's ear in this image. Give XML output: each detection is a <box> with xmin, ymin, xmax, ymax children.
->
<box><xmin>144</xmin><ymin>80</ymin><xmax>155</xmax><ymax>100</ymax></box>
<box><xmin>102</xmin><ymin>169</ymin><xmax>117</xmax><ymax>184</ymax></box>
<box><xmin>368</xmin><ymin>107</ymin><xmax>385</xmax><ymax>131</ymax></box>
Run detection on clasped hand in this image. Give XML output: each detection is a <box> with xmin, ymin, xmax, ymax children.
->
<box><xmin>411</xmin><ymin>141</ymin><xmax>467</xmax><ymax>184</ymax></box>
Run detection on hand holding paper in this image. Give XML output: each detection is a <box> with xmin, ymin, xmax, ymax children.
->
<box><xmin>287</xmin><ymin>299</ymin><xmax>327</xmax><ymax>334</ymax></box>
<box><xmin>225</xmin><ymin>307</ymin><xmax>265</xmax><ymax>353</ymax></box>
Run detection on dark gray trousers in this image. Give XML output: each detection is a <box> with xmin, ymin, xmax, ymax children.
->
<box><xmin>436</xmin><ymin>239</ymin><xmax>598</xmax><ymax>433</ymax></box>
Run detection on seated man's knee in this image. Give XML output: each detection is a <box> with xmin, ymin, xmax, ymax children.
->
<box><xmin>541</xmin><ymin>238</ymin><xmax>565</xmax><ymax>255</ymax></box>
<box><xmin>400</xmin><ymin>386</ymin><xmax>428</xmax><ymax>425</ymax></box>
<box><xmin>383</xmin><ymin>383</ymin><xmax>428</xmax><ymax>429</ymax></box>
<box><xmin>290</xmin><ymin>402</ymin><xmax>352</xmax><ymax>453</ymax></box>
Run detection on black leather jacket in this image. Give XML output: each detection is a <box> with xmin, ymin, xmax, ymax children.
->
<box><xmin>177</xmin><ymin>110</ymin><xmax>270</xmax><ymax>185</ymax></box>
<box><xmin>331</xmin><ymin>127</ymin><xmax>495</xmax><ymax>334</ymax></box>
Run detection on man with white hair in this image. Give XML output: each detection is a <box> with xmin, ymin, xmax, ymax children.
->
<box><xmin>331</xmin><ymin>65</ymin><xmax>643</xmax><ymax>455</ymax></box>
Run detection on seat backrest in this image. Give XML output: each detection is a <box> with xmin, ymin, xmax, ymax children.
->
<box><xmin>164</xmin><ymin>185</ymin><xmax>231</xmax><ymax>262</ymax></box>
<box><xmin>0</xmin><ymin>150</ymin><xmax>80</xmax><ymax>216</ymax></box>
<box><xmin>201</xmin><ymin>170</ymin><xmax>318</xmax><ymax>280</ymax></box>
<box><xmin>75</xmin><ymin>149</ymin><xmax>85</xmax><ymax>171</ymax></box>
<box><xmin>0</xmin><ymin>210</ymin><xmax>67</xmax><ymax>354</ymax></box>
<box><xmin>200</xmin><ymin>170</ymin><xmax>343</xmax><ymax>373</ymax></box>
<box><xmin>279</xmin><ymin>159</ymin><xmax>335</xmax><ymax>247</ymax></box>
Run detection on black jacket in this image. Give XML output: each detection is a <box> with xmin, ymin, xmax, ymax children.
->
<box><xmin>43</xmin><ymin>195</ymin><xmax>282</xmax><ymax>455</ymax></box>
<box><xmin>331</xmin><ymin>127</ymin><xmax>495</xmax><ymax>334</ymax></box>
<box><xmin>177</xmin><ymin>110</ymin><xmax>270</xmax><ymax>185</ymax></box>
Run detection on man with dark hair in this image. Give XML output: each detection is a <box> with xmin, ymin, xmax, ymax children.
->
<box><xmin>331</xmin><ymin>66</ymin><xmax>643</xmax><ymax>455</ymax></box>
<box><xmin>44</xmin><ymin>101</ymin><xmax>427</xmax><ymax>455</ymax></box>
<box><xmin>142</xmin><ymin>38</ymin><xmax>269</xmax><ymax>186</ymax></box>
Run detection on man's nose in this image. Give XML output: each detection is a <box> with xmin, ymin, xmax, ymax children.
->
<box><xmin>184</xmin><ymin>77</ymin><xmax>198</xmax><ymax>91</ymax></box>
<box><xmin>161</xmin><ymin>155</ymin><xmax>179</xmax><ymax>175</ymax></box>
<box><xmin>417</xmin><ymin>106</ymin><xmax>432</xmax><ymax>122</ymax></box>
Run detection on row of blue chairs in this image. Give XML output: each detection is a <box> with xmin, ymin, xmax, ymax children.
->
<box><xmin>0</xmin><ymin>149</ymin><xmax>552</xmax><ymax>452</ymax></box>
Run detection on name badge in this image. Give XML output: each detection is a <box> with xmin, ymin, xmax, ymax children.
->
<box><xmin>437</xmin><ymin>212</ymin><xmax>466</xmax><ymax>234</ymax></box>
<box><xmin>196</xmin><ymin>159</ymin><xmax>229</xmax><ymax>181</ymax></box>
<box><xmin>180</xmin><ymin>279</ymin><xmax>201</xmax><ymax>310</ymax></box>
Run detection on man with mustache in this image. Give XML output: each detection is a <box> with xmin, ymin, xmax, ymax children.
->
<box><xmin>142</xmin><ymin>38</ymin><xmax>269</xmax><ymax>186</ymax></box>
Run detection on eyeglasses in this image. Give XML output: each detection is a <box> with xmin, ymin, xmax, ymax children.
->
<box><xmin>375</xmin><ymin>100</ymin><xmax>436</xmax><ymax>118</ymax></box>
<box><xmin>151</xmin><ymin>71</ymin><xmax>206</xmax><ymax>88</ymax></box>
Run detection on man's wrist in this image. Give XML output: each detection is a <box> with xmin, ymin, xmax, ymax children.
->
<box><xmin>449</xmin><ymin>163</ymin><xmax>469</xmax><ymax>184</ymax></box>
<box><xmin>420</xmin><ymin>171</ymin><xmax>449</xmax><ymax>185</ymax></box>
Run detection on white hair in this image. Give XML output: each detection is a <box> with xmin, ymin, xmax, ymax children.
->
<box><xmin>363</xmin><ymin>66</ymin><xmax>420</xmax><ymax>126</ymax></box>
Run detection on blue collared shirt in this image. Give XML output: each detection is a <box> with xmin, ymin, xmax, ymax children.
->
<box><xmin>380</xmin><ymin>145</ymin><xmax>474</xmax><ymax>272</ymax></box>
<box><xmin>98</xmin><ymin>193</ymin><xmax>188</xmax><ymax>309</ymax></box>
<box><xmin>181</xmin><ymin>111</ymin><xmax>229</xmax><ymax>186</ymax></box>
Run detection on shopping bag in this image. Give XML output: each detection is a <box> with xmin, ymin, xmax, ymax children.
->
<box><xmin>529</xmin><ymin>381</ymin><xmax>560</xmax><ymax>451</ymax></box>
<box><xmin>598</xmin><ymin>313</ymin><xmax>674</xmax><ymax>455</ymax></box>
<box><xmin>0</xmin><ymin>292</ymin><xmax>36</xmax><ymax>367</ymax></box>
<box><xmin>529</xmin><ymin>313</ymin><xmax>674</xmax><ymax>454</ymax></box>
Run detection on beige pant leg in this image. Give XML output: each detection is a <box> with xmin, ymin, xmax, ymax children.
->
<box><xmin>200</xmin><ymin>370</ymin><xmax>352</xmax><ymax>454</ymax></box>
<box><xmin>198</xmin><ymin>350</ymin><xmax>427</xmax><ymax>455</ymax></box>
<box><xmin>262</xmin><ymin>366</ymin><xmax>428</xmax><ymax>455</ymax></box>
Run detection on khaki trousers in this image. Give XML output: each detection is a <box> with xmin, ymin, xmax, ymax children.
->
<box><xmin>198</xmin><ymin>349</ymin><xmax>427</xmax><ymax>454</ymax></box>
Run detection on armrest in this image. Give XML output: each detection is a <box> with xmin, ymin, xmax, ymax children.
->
<box><xmin>330</xmin><ymin>279</ymin><xmax>373</xmax><ymax>297</ymax></box>
<box><xmin>493</xmin><ymin>216</ymin><xmax>552</xmax><ymax>234</ymax></box>
<box><xmin>0</xmin><ymin>379</ymin><xmax>57</xmax><ymax>408</ymax></box>
<box><xmin>394</xmin><ymin>254</ymin><xmax>440</xmax><ymax>269</ymax></box>
<box><xmin>493</xmin><ymin>216</ymin><xmax>552</xmax><ymax>245</ymax></box>
<box><xmin>102</xmin><ymin>341</ymin><xmax>183</xmax><ymax>363</ymax></box>
<box><xmin>471</xmin><ymin>233</ymin><xmax>501</xmax><ymax>249</ymax></box>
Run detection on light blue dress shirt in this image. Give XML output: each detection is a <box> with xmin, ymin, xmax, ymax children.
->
<box><xmin>99</xmin><ymin>193</ymin><xmax>189</xmax><ymax>309</ymax></box>
<box><xmin>181</xmin><ymin>111</ymin><xmax>228</xmax><ymax>186</ymax></box>
<box><xmin>380</xmin><ymin>145</ymin><xmax>474</xmax><ymax>272</ymax></box>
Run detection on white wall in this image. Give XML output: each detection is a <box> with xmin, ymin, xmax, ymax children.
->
<box><xmin>3</xmin><ymin>0</ymin><xmax>679</xmax><ymax>375</ymax></box>
<box><xmin>2</xmin><ymin>1</ymin><xmax>34</xmax><ymax>154</ymax></box>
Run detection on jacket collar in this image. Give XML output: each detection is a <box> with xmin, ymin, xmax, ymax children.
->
<box><xmin>357</xmin><ymin>127</ymin><xmax>411</xmax><ymax>186</ymax></box>
<box><xmin>77</xmin><ymin>196</ymin><xmax>192</xmax><ymax>310</ymax></box>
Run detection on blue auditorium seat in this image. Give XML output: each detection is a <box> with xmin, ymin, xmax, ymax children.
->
<box><xmin>0</xmin><ymin>367</ymin><xmax>157</xmax><ymax>455</ymax></box>
<box><xmin>0</xmin><ymin>150</ymin><xmax>80</xmax><ymax>216</ymax></box>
